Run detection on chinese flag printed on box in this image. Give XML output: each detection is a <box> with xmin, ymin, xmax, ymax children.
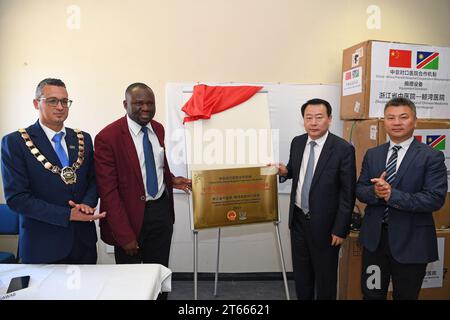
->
<box><xmin>389</xmin><ymin>49</ymin><xmax>412</xmax><ymax>68</ymax></box>
<box><xmin>345</xmin><ymin>71</ymin><xmax>352</xmax><ymax>80</ymax></box>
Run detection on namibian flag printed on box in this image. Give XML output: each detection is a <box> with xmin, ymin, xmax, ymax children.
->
<box><xmin>416</xmin><ymin>51</ymin><xmax>439</xmax><ymax>70</ymax></box>
<box><xmin>415</xmin><ymin>135</ymin><xmax>446</xmax><ymax>150</ymax></box>
<box><xmin>427</xmin><ymin>135</ymin><xmax>446</xmax><ymax>150</ymax></box>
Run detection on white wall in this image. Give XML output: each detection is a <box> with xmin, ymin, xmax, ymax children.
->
<box><xmin>1</xmin><ymin>0</ymin><xmax>450</xmax><ymax>271</ymax></box>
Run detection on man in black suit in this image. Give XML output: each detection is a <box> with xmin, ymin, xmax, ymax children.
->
<box><xmin>357</xmin><ymin>97</ymin><xmax>447</xmax><ymax>300</ymax></box>
<box><xmin>276</xmin><ymin>98</ymin><xmax>356</xmax><ymax>299</ymax></box>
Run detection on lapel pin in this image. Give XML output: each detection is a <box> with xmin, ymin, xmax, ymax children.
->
<box><xmin>69</xmin><ymin>145</ymin><xmax>76</xmax><ymax>149</ymax></box>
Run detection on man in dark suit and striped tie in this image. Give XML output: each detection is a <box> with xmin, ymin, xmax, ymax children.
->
<box><xmin>356</xmin><ymin>97</ymin><xmax>447</xmax><ymax>300</ymax></box>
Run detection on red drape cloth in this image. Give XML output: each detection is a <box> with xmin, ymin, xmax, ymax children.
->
<box><xmin>182</xmin><ymin>84</ymin><xmax>263</xmax><ymax>123</ymax></box>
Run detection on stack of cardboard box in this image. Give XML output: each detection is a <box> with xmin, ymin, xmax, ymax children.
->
<box><xmin>338</xmin><ymin>230</ymin><xmax>450</xmax><ymax>300</ymax></box>
<box><xmin>338</xmin><ymin>40</ymin><xmax>450</xmax><ymax>299</ymax></box>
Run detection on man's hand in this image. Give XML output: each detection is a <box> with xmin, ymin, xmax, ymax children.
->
<box><xmin>331</xmin><ymin>234</ymin><xmax>344</xmax><ymax>246</ymax></box>
<box><xmin>172</xmin><ymin>176</ymin><xmax>192</xmax><ymax>194</ymax></box>
<box><xmin>69</xmin><ymin>200</ymin><xmax>95</xmax><ymax>214</ymax></box>
<box><xmin>122</xmin><ymin>240</ymin><xmax>140</xmax><ymax>256</ymax></box>
<box><xmin>268</xmin><ymin>163</ymin><xmax>288</xmax><ymax>176</ymax></box>
<box><xmin>370</xmin><ymin>172</ymin><xmax>391</xmax><ymax>201</ymax></box>
<box><xmin>69</xmin><ymin>207</ymin><xmax>106</xmax><ymax>222</ymax></box>
<box><xmin>68</xmin><ymin>200</ymin><xmax>106</xmax><ymax>222</ymax></box>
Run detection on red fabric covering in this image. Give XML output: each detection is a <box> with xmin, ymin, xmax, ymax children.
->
<box><xmin>182</xmin><ymin>84</ymin><xmax>263</xmax><ymax>123</ymax></box>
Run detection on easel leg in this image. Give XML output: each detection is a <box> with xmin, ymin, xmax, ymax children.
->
<box><xmin>193</xmin><ymin>230</ymin><xmax>198</xmax><ymax>300</ymax></box>
<box><xmin>274</xmin><ymin>222</ymin><xmax>290</xmax><ymax>300</ymax></box>
<box><xmin>214</xmin><ymin>228</ymin><xmax>221</xmax><ymax>296</ymax></box>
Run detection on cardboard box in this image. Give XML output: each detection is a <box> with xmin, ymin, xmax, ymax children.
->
<box><xmin>343</xmin><ymin>119</ymin><xmax>383</xmax><ymax>178</ymax></box>
<box><xmin>343</xmin><ymin>119</ymin><xmax>450</xmax><ymax>229</ymax></box>
<box><xmin>341</xmin><ymin>40</ymin><xmax>450</xmax><ymax>120</ymax></box>
<box><xmin>338</xmin><ymin>229</ymin><xmax>450</xmax><ymax>300</ymax></box>
<box><xmin>337</xmin><ymin>231</ymin><xmax>363</xmax><ymax>300</ymax></box>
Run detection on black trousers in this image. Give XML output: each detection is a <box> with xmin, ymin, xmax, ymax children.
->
<box><xmin>290</xmin><ymin>206</ymin><xmax>340</xmax><ymax>300</ymax></box>
<box><xmin>361</xmin><ymin>224</ymin><xmax>427</xmax><ymax>300</ymax></box>
<box><xmin>114</xmin><ymin>192</ymin><xmax>173</xmax><ymax>299</ymax></box>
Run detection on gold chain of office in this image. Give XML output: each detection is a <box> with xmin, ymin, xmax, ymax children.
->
<box><xmin>18</xmin><ymin>128</ymin><xmax>85</xmax><ymax>185</ymax></box>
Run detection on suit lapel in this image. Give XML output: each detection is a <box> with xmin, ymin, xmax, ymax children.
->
<box><xmin>150</xmin><ymin>120</ymin><xmax>164</xmax><ymax>148</ymax></box>
<box><xmin>392</xmin><ymin>139</ymin><xmax>420</xmax><ymax>187</ymax></box>
<box><xmin>120</xmin><ymin>116</ymin><xmax>145</xmax><ymax>189</ymax></box>
<box><xmin>377</xmin><ymin>143</ymin><xmax>390</xmax><ymax>176</ymax></box>
<box><xmin>293</xmin><ymin>135</ymin><xmax>307</xmax><ymax>181</ymax></box>
<box><xmin>310</xmin><ymin>133</ymin><xmax>334</xmax><ymax>189</ymax></box>
<box><xmin>64</xmin><ymin>128</ymin><xmax>78</xmax><ymax>165</ymax></box>
<box><xmin>27</xmin><ymin>121</ymin><xmax>61</xmax><ymax>166</ymax></box>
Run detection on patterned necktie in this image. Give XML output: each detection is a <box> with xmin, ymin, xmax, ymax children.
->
<box><xmin>52</xmin><ymin>132</ymin><xmax>69</xmax><ymax>167</ymax></box>
<box><xmin>301</xmin><ymin>141</ymin><xmax>316</xmax><ymax>213</ymax></box>
<box><xmin>142</xmin><ymin>126</ymin><xmax>159</xmax><ymax>198</ymax></box>
<box><xmin>382</xmin><ymin>145</ymin><xmax>401</xmax><ymax>222</ymax></box>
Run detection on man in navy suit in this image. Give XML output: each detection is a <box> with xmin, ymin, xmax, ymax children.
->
<box><xmin>357</xmin><ymin>97</ymin><xmax>447</xmax><ymax>300</ymax></box>
<box><xmin>276</xmin><ymin>98</ymin><xmax>356</xmax><ymax>299</ymax></box>
<box><xmin>1</xmin><ymin>78</ymin><xmax>106</xmax><ymax>264</ymax></box>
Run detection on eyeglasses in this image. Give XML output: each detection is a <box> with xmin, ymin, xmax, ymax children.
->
<box><xmin>39</xmin><ymin>97</ymin><xmax>73</xmax><ymax>108</ymax></box>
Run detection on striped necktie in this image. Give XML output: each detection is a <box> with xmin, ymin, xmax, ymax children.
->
<box><xmin>382</xmin><ymin>145</ymin><xmax>401</xmax><ymax>223</ymax></box>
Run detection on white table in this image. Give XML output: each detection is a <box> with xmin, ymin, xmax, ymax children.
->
<box><xmin>0</xmin><ymin>264</ymin><xmax>171</xmax><ymax>300</ymax></box>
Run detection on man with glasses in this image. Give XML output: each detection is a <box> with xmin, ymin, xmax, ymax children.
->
<box><xmin>1</xmin><ymin>78</ymin><xmax>105</xmax><ymax>264</ymax></box>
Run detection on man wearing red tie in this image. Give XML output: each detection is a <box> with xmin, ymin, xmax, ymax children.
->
<box><xmin>94</xmin><ymin>83</ymin><xmax>191</xmax><ymax>289</ymax></box>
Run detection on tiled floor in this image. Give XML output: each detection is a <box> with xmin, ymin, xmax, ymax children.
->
<box><xmin>168</xmin><ymin>280</ymin><xmax>297</xmax><ymax>300</ymax></box>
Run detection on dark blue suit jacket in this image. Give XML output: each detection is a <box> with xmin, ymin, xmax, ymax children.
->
<box><xmin>1</xmin><ymin>121</ymin><xmax>98</xmax><ymax>263</ymax></box>
<box><xmin>282</xmin><ymin>132</ymin><xmax>356</xmax><ymax>248</ymax></box>
<box><xmin>356</xmin><ymin>139</ymin><xmax>447</xmax><ymax>264</ymax></box>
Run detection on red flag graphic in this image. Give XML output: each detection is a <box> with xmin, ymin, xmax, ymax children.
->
<box><xmin>182</xmin><ymin>85</ymin><xmax>263</xmax><ymax>123</ymax></box>
<box><xmin>389</xmin><ymin>49</ymin><xmax>412</xmax><ymax>68</ymax></box>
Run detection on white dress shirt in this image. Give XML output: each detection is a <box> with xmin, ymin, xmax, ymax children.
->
<box><xmin>127</xmin><ymin>115</ymin><xmax>165</xmax><ymax>200</ymax></box>
<box><xmin>295</xmin><ymin>131</ymin><xmax>329</xmax><ymax>209</ymax></box>
<box><xmin>386</xmin><ymin>136</ymin><xmax>414</xmax><ymax>171</ymax></box>
<box><xmin>39</xmin><ymin>119</ymin><xmax>69</xmax><ymax>158</ymax></box>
